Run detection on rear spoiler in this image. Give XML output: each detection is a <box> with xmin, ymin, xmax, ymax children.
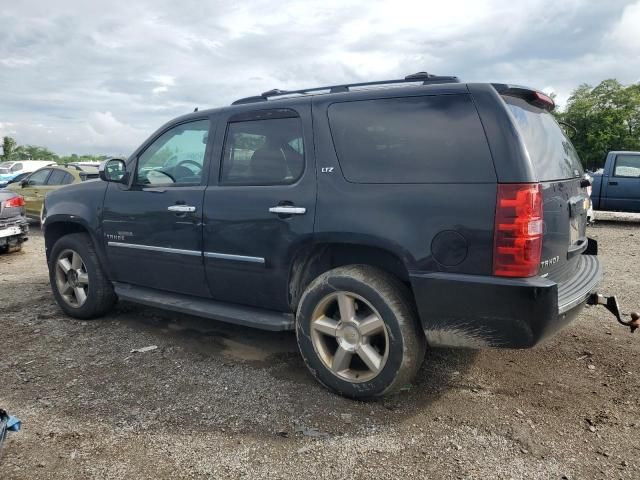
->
<box><xmin>79</xmin><ymin>172</ymin><xmax>99</xmax><ymax>181</ymax></box>
<box><xmin>492</xmin><ymin>84</ymin><xmax>555</xmax><ymax>112</ymax></box>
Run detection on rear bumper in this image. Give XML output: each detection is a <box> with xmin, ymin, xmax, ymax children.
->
<box><xmin>410</xmin><ymin>254</ymin><xmax>602</xmax><ymax>348</ymax></box>
<box><xmin>0</xmin><ymin>215</ymin><xmax>29</xmax><ymax>247</ymax></box>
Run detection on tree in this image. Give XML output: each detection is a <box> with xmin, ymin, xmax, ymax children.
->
<box><xmin>556</xmin><ymin>79</ymin><xmax>640</xmax><ymax>170</ymax></box>
<box><xmin>1</xmin><ymin>136</ymin><xmax>17</xmax><ymax>161</ymax></box>
<box><xmin>14</xmin><ymin>144</ymin><xmax>58</xmax><ymax>161</ymax></box>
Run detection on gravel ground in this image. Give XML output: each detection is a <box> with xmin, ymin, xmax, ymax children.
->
<box><xmin>1</xmin><ymin>223</ymin><xmax>639</xmax><ymax>479</ymax></box>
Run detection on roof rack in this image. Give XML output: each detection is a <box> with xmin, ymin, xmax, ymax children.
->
<box><xmin>232</xmin><ymin>72</ymin><xmax>459</xmax><ymax>105</ymax></box>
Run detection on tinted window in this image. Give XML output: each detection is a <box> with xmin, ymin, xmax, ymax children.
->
<box><xmin>11</xmin><ymin>163</ymin><xmax>23</xmax><ymax>172</ymax></box>
<box><xmin>504</xmin><ymin>96</ymin><xmax>583</xmax><ymax>182</ymax></box>
<box><xmin>47</xmin><ymin>169</ymin><xmax>74</xmax><ymax>185</ymax></box>
<box><xmin>136</xmin><ymin>119</ymin><xmax>210</xmax><ymax>186</ymax></box>
<box><xmin>327</xmin><ymin>95</ymin><xmax>494</xmax><ymax>184</ymax></box>
<box><xmin>221</xmin><ymin>117</ymin><xmax>304</xmax><ymax>185</ymax></box>
<box><xmin>27</xmin><ymin>169</ymin><xmax>52</xmax><ymax>186</ymax></box>
<box><xmin>613</xmin><ymin>154</ymin><xmax>640</xmax><ymax>178</ymax></box>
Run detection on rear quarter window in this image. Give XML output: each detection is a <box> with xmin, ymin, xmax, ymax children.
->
<box><xmin>327</xmin><ymin>94</ymin><xmax>495</xmax><ymax>183</ymax></box>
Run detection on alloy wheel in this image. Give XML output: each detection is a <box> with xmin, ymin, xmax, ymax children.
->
<box><xmin>310</xmin><ymin>291</ymin><xmax>389</xmax><ymax>383</ymax></box>
<box><xmin>55</xmin><ymin>249</ymin><xmax>89</xmax><ymax>307</ymax></box>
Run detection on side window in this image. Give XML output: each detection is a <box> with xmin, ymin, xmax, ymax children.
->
<box><xmin>11</xmin><ymin>163</ymin><xmax>23</xmax><ymax>173</ymax></box>
<box><xmin>613</xmin><ymin>155</ymin><xmax>640</xmax><ymax>178</ymax></box>
<box><xmin>327</xmin><ymin>95</ymin><xmax>495</xmax><ymax>183</ymax></box>
<box><xmin>26</xmin><ymin>169</ymin><xmax>52</xmax><ymax>186</ymax></box>
<box><xmin>46</xmin><ymin>169</ymin><xmax>69</xmax><ymax>185</ymax></box>
<box><xmin>136</xmin><ymin>119</ymin><xmax>210</xmax><ymax>186</ymax></box>
<box><xmin>221</xmin><ymin>117</ymin><xmax>304</xmax><ymax>185</ymax></box>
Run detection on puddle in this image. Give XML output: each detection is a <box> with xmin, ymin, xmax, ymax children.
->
<box><xmin>120</xmin><ymin>304</ymin><xmax>299</xmax><ymax>365</ymax></box>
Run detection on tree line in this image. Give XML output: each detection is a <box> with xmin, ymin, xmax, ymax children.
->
<box><xmin>0</xmin><ymin>136</ymin><xmax>107</xmax><ymax>165</ymax></box>
<box><xmin>555</xmin><ymin>79</ymin><xmax>640</xmax><ymax>171</ymax></box>
<box><xmin>1</xmin><ymin>78</ymin><xmax>638</xmax><ymax>170</ymax></box>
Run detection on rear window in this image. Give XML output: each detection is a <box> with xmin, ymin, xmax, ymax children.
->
<box><xmin>327</xmin><ymin>94</ymin><xmax>495</xmax><ymax>183</ymax></box>
<box><xmin>504</xmin><ymin>96</ymin><xmax>583</xmax><ymax>182</ymax></box>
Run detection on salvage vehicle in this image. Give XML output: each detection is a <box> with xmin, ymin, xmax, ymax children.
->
<box><xmin>0</xmin><ymin>160</ymin><xmax>57</xmax><ymax>188</ymax></box>
<box><xmin>6</xmin><ymin>165</ymin><xmax>98</xmax><ymax>224</ymax></box>
<box><xmin>0</xmin><ymin>190</ymin><xmax>28</xmax><ymax>253</ymax></box>
<box><xmin>42</xmin><ymin>73</ymin><xmax>639</xmax><ymax>398</ymax></box>
<box><xmin>591</xmin><ymin>151</ymin><xmax>640</xmax><ymax>213</ymax></box>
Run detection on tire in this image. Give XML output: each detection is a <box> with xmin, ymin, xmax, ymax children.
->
<box><xmin>48</xmin><ymin>232</ymin><xmax>117</xmax><ymax>319</ymax></box>
<box><xmin>296</xmin><ymin>265</ymin><xmax>426</xmax><ymax>398</ymax></box>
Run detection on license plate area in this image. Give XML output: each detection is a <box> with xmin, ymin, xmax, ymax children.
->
<box><xmin>0</xmin><ymin>226</ymin><xmax>22</xmax><ymax>238</ymax></box>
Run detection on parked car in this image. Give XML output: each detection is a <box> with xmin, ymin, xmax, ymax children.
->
<box><xmin>583</xmin><ymin>173</ymin><xmax>595</xmax><ymax>223</ymax></box>
<box><xmin>65</xmin><ymin>162</ymin><xmax>101</xmax><ymax>171</ymax></box>
<box><xmin>0</xmin><ymin>160</ymin><xmax>57</xmax><ymax>188</ymax></box>
<box><xmin>6</xmin><ymin>165</ymin><xmax>98</xmax><ymax>223</ymax></box>
<box><xmin>0</xmin><ymin>190</ymin><xmax>28</xmax><ymax>253</ymax></box>
<box><xmin>42</xmin><ymin>73</ymin><xmax>628</xmax><ymax>398</ymax></box>
<box><xmin>0</xmin><ymin>171</ymin><xmax>30</xmax><ymax>189</ymax></box>
<box><xmin>591</xmin><ymin>151</ymin><xmax>640</xmax><ymax>212</ymax></box>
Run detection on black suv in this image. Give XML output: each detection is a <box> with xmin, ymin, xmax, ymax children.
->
<box><xmin>43</xmin><ymin>73</ymin><xmax>610</xmax><ymax>398</ymax></box>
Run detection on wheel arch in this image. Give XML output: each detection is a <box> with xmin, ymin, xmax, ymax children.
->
<box><xmin>44</xmin><ymin>217</ymin><xmax>111</xmax><ymax>280</ymax></box>
<box><xmin>288</xmin><ymin>240</ymin><xmax>413</xmax><ymax>312</ymax></box>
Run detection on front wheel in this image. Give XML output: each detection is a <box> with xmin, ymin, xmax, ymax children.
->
<box><xmin>296</xmin><ymin>265</ymin><xmax>426</xmax><ymax>398</ymax></box>
<box><xmin>49</xmin><ymin>232</ymin><xmax>117</xmax><ymax>319</ymax></box>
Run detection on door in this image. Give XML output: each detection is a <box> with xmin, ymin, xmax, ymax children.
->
<box><xmin>102</xmin><ymin>118</ymin><xmax>213</xmax><ymax>297</ymax></box>
<box><xmin>203</xmin><ymin>104</ymin><xmax>316</xmax><ymax>311</ymax></box>
<box><xmin>38</xmin><ymin>168</ymin><xmax>75</xmax><ymax>217</ymax></box>
<box><xmin>20</xmin><ymin>168</ymin><xmax>53</xmax><ymax>216</ymax></box>
<box><xmin>602</xmin><ymin>153</ymin><xmax>640</xmax><ymax>212</ymax></box>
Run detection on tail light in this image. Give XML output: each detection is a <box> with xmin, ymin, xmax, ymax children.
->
<box><xmin>3</xmin><ymin>196</ymin><xmax>25</xmax><ymax>208</ymax></box>
<box><xmin>493</xmin><ymin>183</ymin><xmax>543</xmax><ymax>277</ymax></box>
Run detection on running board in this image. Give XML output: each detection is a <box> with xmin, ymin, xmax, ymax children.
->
<box><xmin>113</xmin><ymin>282</ymin><xmax>294</xmax><ymax>331</ymax></box>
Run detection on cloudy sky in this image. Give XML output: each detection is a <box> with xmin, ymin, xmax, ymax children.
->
<box><xmin>1</xmin><ymin>0</ymin><xmax>639</xmax><ymax>156</ymax></box>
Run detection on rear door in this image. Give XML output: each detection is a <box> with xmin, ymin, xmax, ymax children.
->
<box><xmin>21</xmin><ymin>168</ymin><xmax>53</xmax><ymax>216</ymax></box>
<box><xmin>503</xmin><ymin>96</ymin><xmax>587</xmax><ymax>283</ymax></box>
<box><xmin>601</xmin><ymin>153</ymin><xmax>640</xmax><ymax>212</ymax></box>
<box><xmin>202</xmin><ymin>103</ymin><xmax>316</xmax><ymax>311</ymax></box>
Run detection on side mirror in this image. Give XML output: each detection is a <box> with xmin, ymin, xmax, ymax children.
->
<box><xmin>20</xmin><ymin>179</ymin><xmax>28</xmax><ymax>188</ymax></box>
<box><xmin>99</xmin><ymin>158</ymin><xmax>128</xmax><ymax>183</ymax></box>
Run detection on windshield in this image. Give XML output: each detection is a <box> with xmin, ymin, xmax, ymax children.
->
<box><xmin>504</xmin><ymin>96</ymin><xmax>583</xmax><ymax>182</ymax></box>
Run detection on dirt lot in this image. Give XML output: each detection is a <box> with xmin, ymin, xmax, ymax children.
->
<box><xmin>1</xmin><ymin>223</ymin><xmax>639</xmax><ymax>479</ymax></box>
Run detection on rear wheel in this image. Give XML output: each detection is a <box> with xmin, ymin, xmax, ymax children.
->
<box><xmin>49</xmin><ymin>233</ymin><xmax>116</xmax><ymax>319</ymax></box>
<box><xmin>296</xmin><ymin>265</ymin><xmax>426</xmax><ymax>398</ymax></box>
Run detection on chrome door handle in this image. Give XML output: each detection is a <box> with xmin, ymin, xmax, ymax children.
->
<box><xmin>168</xmin><ymin>205</ymin><xmax>196</xmax><ymax>213</ymax></box>
<box><xmin>269</xmin><ymin>206</ymin><xmax>306</xmax><ymax>215</ymax></box>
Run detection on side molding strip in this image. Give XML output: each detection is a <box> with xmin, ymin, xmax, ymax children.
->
<box><xmin>107</xmin><ymin>242</ymin><xmax>201</xmax><ymax>257</ymax></box>
<box><xmin>107</xmin><ymin>241</ymin><xmax>265</xmax><ymax>264</ymax></box>
<box><xmin>204</xmin><ymin>251</ymin><xmax>265</xmax><ymax>264</ymax></box>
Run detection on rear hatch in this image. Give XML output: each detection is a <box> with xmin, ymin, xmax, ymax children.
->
<box><xmin>502</xmin><ymin>95</ymin><xmax>588</xmax><ymax>284</ymax></box>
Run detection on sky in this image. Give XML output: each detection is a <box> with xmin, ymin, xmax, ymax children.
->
<box><xmin>0</xmin><ymin>0</ymin><xmax>639</xmax><ymax>156</ymax></box>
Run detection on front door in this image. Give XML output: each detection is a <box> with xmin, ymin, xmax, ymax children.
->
<box><xmin>203</xmin><ymin>104</ymin><xmax>316</xmax><ymax>311</ymax></box>
<box><xmin>102</xmin><ymin>118</ymin><xmax>213</xmax><ymax>297</ymax></box>
<box><xmin>602</xmin><ymin>153</ymin><xmax>640</xmax><ymax>212</ymax></box>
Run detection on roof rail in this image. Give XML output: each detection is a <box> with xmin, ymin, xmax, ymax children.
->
<box><xmin>232</xmin><ymin>72</ymin><xmax>459</xmax><ymax>105</ymax></box>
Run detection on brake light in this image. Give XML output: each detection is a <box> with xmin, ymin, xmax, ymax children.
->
<box><xmin>493</xmin><ymin>183</ymin><xmax>543</xmax><ymax>277</ymax></box>
<box><xmin>532</xmin><ymin>91</ymin><xmax>555</xmax><ymax>110</ymax></box>
<box><xmin>3</xmin><ymin>196</ymin><xmax>25</xmax><ymax>208</ymax></box>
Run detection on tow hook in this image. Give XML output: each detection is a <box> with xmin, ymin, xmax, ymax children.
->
<box><xmin>587</xmin><ymin>293</ymin><xmax>640</xmax><ymax>333</ymax></box>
